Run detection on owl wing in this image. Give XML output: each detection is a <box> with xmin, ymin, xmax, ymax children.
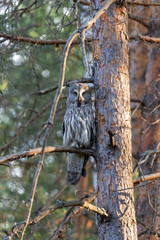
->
<box><xmin>81</xmin><ymin>155</ymin><xmax>88</xmax><ymax>177</ymax></box>
<box><xmin>67</xmin><ymin>153</ymin><xmax>86</xmax><ymax>185</ymax></box>
<box><xmin>62</xmin><ymin>121</ymin><xmax>65</xmax><ymax>135</ymax></box>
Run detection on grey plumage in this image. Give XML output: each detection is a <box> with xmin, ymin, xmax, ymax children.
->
<box><xmin>63</xmin><ymin>83</ymin><xmax>95</xmax><ymax>185</ymax></box>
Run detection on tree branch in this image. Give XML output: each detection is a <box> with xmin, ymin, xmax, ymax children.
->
<box><xmin>6</xmin><ymin>195</ymin><xmax>100</xmax><ymax>239</ymax></box>
<box><xmin>32</xmin><ymin>197</ymin><xmax>108</xmax><ymax>226</ymax></box>
<box><xmin>137</xmin><ymin>218</ymin><xmax>160</xmax><ymax>237</ymax></box>
<box><xmin>2</xmin><ymin>32</ymin><xmax>160</xmax><ymax>50</ymax></box>
<box><xmin>127</xmin><ymin>1</ymin><xmax>160</xmax><ymax>6</ymax></box>
<box><xmin>36</xmin><ymin>77</ymin><xmax>93</xmax><ymax>95</ymax></box>
<box><xmin>133</xmin><ymin>172</ymin><xmax>160</xmax><ymax>185</ymax></box>
<box><xmin>0</xmin><ymin>146</ymin><xmax>94</xmax><ymax>165</ymax></box>
<box><xmin>46</xmin><ymin>195</ymin><xmax>97</xmax><ymax>240</ymax></box>
<box><xmin>73</xmin><ymin>0</ymin><xmax>160</xmax><ymax>7</ymax></box>
<box><xmin>0</xmin><ymin>33</ymin><xmax>91</xmax><ymax>46</ymax></box>
<box><xmin>130</xmin><ymin>34</ymin><xmax>160</xmax><ymax>43</ymax></box>
<box><xmin>73</xmin><ymin>0</ymin><xmax>91</xmax><ymax>5</ymax></box>
<box><xmin>128</xmin><ymin>13</ymin><xmax>149</xmax><ymax>28</ymax></box>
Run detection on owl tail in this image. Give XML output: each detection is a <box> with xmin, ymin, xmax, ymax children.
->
<box><xmin>67</xmin><ymin>153</ymin><xmax>88</xmax><ymax>185</ymax></box>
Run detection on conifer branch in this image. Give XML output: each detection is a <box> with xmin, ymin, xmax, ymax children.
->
<box><xmin>0</xmin><ymin>146</ymin><xmax>94</xmax><ymax>165</ymax></box>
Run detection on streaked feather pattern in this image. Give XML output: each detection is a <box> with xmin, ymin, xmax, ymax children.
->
<box><xmin>63</xmin><ymin>83</ymin><xmax>95</xmax><ymax>185</ymax></box>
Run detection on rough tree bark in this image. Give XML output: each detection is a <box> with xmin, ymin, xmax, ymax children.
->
<box><xmin>93</xmin><ymin>1</ymin><xmax>137</xmax><ymax>239</ymax></box>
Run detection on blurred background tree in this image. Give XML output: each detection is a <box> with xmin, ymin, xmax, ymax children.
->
<box><xmin>0</xmin><ymin>1</ymin><xmax>90</xmax><ymax>239</ymax></box>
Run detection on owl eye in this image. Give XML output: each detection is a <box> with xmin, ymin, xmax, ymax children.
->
<box><xmin>73</xmin><ymin>91</ymin><xmax>77</xmax><ymax>96</ymax></box>
<box><xmin>82</xmin><ymin>91</ymin><xmax>87</xmax><ymax>97</ymax></box>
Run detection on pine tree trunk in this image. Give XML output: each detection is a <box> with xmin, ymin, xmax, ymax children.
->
<box><xmin>93</xmin><ymin>1</ymin><xmax>137</xmax><ymax>239</ymax></box>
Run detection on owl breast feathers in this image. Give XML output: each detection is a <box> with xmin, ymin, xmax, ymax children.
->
<box><xmin>63</xmin><ymin>83</ymin><xmax>95</xmax><ymax>185</ymax></box>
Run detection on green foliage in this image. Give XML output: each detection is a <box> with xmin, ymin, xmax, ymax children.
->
<box><xmin>0</xmin><ymin>1</ymin><xmax>96</xmax><ymax>239</ymax></box>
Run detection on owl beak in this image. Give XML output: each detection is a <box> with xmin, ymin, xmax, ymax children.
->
<box><xmin>77</xmin><ymin>96</ymin><xmax>82</xmax><ymax>107</ymax></box>
<box><xmin>79</xmin><ymin>96</ymin><xmax>82</xmax><ymax>102</ymax></box>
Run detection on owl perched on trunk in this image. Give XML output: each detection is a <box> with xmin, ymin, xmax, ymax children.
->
<box><xmin>63</xmin><ymin>83</ymin><xmax>95</xmax><ymax>185</ymax></box>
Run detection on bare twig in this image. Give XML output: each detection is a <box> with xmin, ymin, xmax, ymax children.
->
<box><xmin>46</xmin><ymin>195</ymin><xmax>97</xmax><ymax>240</ymax></box>
<box><xmin>7</xmin><ymin>195</ymin><xmax>100</xmax><ymax>239</ymax></box>
<box><xmin>133</xmin><ymin>172</ymin><xmax>160</xmax><ymax>185</ymax></box>
<box><xmin>130</xmin><ymin>34</ymin><xmax>160</xmax><ymax>43</ymax></box>
<box><xmin>81</xmin><ymin>30</ymin><xmax>89</xmax><ymax>74</ymax></box>
<box><xmin>137</xmin><ymin>218</ymin><xmax>160</xmax><ymax>237</ymax></box>
<box><xmin>0</xmin><ymin>33</ymin><xmax>91</xmax><ymax>46</ymax></box>
<box><xmin>127</xmin><ymin>0</ymin><xmax>160</xmax><ymax>6</ymax></box>
<box><xmin>73</xmin><ymin>0</ymin><xmax>91</xmax><ymax>5</ymax></box>
<box><xmin>133</xmin><ymin>149</ymin><xmax>160</xmax><ymax>175</ymax></box>
<box><xmin>36</xmin><ymin>197</ymin><xmax>108</xmax><ymax>226</ymax></box>
<box><xmin>0</xmin><ymin>146</ymin><xmax>94</xmax><ymax>165</ymax></box>
<box><xmin>3</xmin><ymin>32</ymin><xmax>160</xmax><ymax>51</ymax></box>
<box><xmin>74</xmin><ymin>0</ymin><xmax>160</xmax><ymax>7</ymax></box>
<box><xmin>150</xmin><ymin>141</ymin><xmax>160</xmax><ymax>167</ymax></box>
<box><xmin>73</xmin><ymin>0</ymin><xmax>160</xmax><ymax>7</ymax></box>
<box><xmin>128</xmin><ymin>13</ymin><xmax>149</xmax><ymax>28</ymax></box>
<box><xmin>36</xmin><ymin>77</ymin><xmax>93</xmax><ymax>95</ymax></box>
<box><xmin>20</xmin><ymin>0</ymin><xmax>38</xmax><ymax>17</ymax></box>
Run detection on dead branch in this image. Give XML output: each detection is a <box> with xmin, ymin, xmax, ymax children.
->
<box><xmin>151</xmin><ymin>141</ymin><xmax>160</xmax><ymax>167</ymax></box>
<box><xmin>0</xmin><ymin>146</ymin><xmax>94</xmax><ymax>165</ymax></box>
<box><xmin>47</xmin><ymin>195</ymin><xmax>97</xmax><ymax>240</ymax></box>
<box><xmin>73</xmin><ymin>0</ymin><xmax>160</xmax><ymax>7</ymax></box>
<box><xmin>133</xmin><ymin>149</ymin><xmax>160</xmax><ymax>175</ymax></box>
<box><xmin>128</xmin><ymin>13</ymin><xmax>149</xmax><ymax>28</ymax></box>
<box><xmin>1</xmin><ymin>145</ymin><xmax>159</xmax><ymax>186</ymax></box>
<box><xmin>2</xmin><ymin>32</ymin><xmax>160</xmax><ymax>49</ymax></box>
<box><xmin>81</xmin><ymin>30</ymin><xmax>88</xmax><ymax>74</ymax></box>
<box><xmin>133</xmin><ymin>172</ymin><xmax>160</xmax><ymax>185</ymax></box>
<box><xmin>127</xmin><ymin>1</ymin><xmax>160</xmax><ymax>6</ymax></box>
<box><xmin>36</xmin><ymin>78</ymin><xmax>93</xmax><ymax>95</ymax></box>
<box><xmin>32</xmin><ymin>197</ymin><xmax>108</xmax><ymax>225</ymax></box>
<box><xmin>137</xmin><ymin>218</ymin><xmax>160</xmax><ymax>237</ymax></box>
<box><xmin>19</xmin><ymin>0</ymin><xmax>38</xmax><ymax>17</ymax></box>
<box><xmin>6</xmin><ymin>195</ymin><xmax>98</xmax><ymax>239</ymax></box>
<box><xmin>0</xmin><ymin>33</ymin><xmax>91</xmax><ymax>46</ymax></box>
<box><xmin>73</xmin><ymin>0</ymin><xmax>91</xmax><ymax>5</ymax></box>
<box><xmin>130</xmin><ymin>34</ymin><xmax>160</xmax><ymax>43</ymax></box>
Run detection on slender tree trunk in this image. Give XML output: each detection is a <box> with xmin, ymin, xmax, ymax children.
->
<box><xmin>93</xmin><ymin>1</ymin><xmax>137</xmax><ymax>239</ymax></box>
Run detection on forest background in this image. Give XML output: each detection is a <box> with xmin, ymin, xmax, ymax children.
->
<box><xmin>0</xmin><ymin>0</ymin><xmax>160</xmax><ymax>239</ymax></box>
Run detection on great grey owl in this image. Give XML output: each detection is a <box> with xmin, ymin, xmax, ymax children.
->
<box><xmin>63</xmin><ymin>83</ymin><xmax>95</xmax><ymax>185</ymax></box>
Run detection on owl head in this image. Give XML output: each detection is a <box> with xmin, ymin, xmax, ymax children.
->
<box><xmin>67</xmin><ymin>83</ymin><xmax>92</xmax><ymax>107</ymax></box>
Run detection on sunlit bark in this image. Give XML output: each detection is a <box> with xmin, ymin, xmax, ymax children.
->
<box><xmin>93</xmin><ymin>1</ymin><xmax>137</xmax><ymax>239</ymax></box>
